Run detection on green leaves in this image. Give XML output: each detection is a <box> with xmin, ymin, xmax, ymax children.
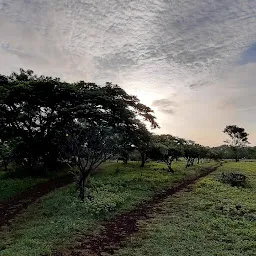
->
<box><xmin>0</xmin><ymin>69</ymin><xmax>158</xmax><ymax>173</ymax></box>
<box><xmin>223</xmin><ymin>125</ymin><xmax>250</xmax><ymax>162</ymax></box>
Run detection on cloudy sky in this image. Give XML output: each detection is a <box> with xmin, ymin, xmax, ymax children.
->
<box><xmin>1</xmin><ymin>0</ymin><xmax>256</xmax><ymax>146</ymax></box>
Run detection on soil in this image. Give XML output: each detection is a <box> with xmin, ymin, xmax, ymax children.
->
<box><xmin>52</xmin><ymin>164</ymin><xmax>220</xmax><ymax>256</ymax></box>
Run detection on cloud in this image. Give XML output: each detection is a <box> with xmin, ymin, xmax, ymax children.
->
<box><xmin>217</xmin><ymin>63</ymin><xmax>256</xmax><ymax>112</ymax></box>
<box><xmin>188</xmin><ymin>81</ymin><xmax>209</xmax><ymax>89</ymax></box>
<box><xmin>1</xmin><ymin>0</ymin><xmax>256</xmax><ymax>145</ymax></box>
<box><xmin>152</xmin><ymin>99</ymin><xmax>175</xmax><ymax>107</ymax></box>
<box><xmin>152</xmin><ymin>99</ymin><xmax>176</xmax><ymax>115</ymax></box>
<box><xmin>238</xmin><ymin>42</ymin><xmax>256</xmax><ymax>65</ymax></box>
<box><xmin>2</xmin><ymin>0</ymin><xmax>256</xmax><ymax>85</ymax></box>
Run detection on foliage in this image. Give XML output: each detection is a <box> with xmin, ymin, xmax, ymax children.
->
<box><xmin>245</xmin><ymin>146</ymin><xmax>256</xmax><ymax>159</ymax></box>
<box><xmin>149</xmin><ymin>136</ymin><xmax>210</xmax><ymax>172</ymax></box>
<box><xmin>133</xmin><ymin>124</ymin><xmax>153</xmax><ymax>167</ymax></box>
<box><xmin>183</xmin><ymin>140</ymin><xmax>198</xmax><ymax>167</ymax></box>
<box><xmin>0</xmin><ymin>140</ymin><xmax>14</xmax><ymax>171</ymax></box>
<box><xmin>223</xmin><ymin>125</ymin><xmax>249</xmax><ymax>162</ymax></box>
<box><xmin>149</xmin><ymin>135</ymin><xmax>184</xmax><ymax>173</ymax></box>
<box><xmin>0</xmin><ymin>69</ymin><xmax>159</xmax><ymax>198</ymax></box>
<box><xmin>61</xmin><ymin>124</ymin><xmax>119</xmax><ymax>200</ymax></box>
<box><xmin>0</xmin><ymin>69</ymin><xmax>158</xmax><ymax>167</ymax></box>
<box><xmin>219</xmin><ymin>172</ymin><xmax>248</xmax><ymax>187</ymax></box>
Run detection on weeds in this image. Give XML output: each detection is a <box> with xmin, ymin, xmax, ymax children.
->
<box><xmin>219</xmin><ymin>172</ymin><xmax>248</xmax><ymax>187</ymax></box>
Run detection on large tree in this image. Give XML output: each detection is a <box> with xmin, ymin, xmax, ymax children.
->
<box><xmin>223</xmin><ymin>125</ymin><xmax>249</xmax><ymax>162</ymax></box>
<box><xmin>0</xmin><ymin>69</ymin><xmax>158</xmax><ymax>176</ymax></box>
<box><xmin>118</xmin><ymin>122</ymin><xmax>153</xmax><ymax>167</ymax></box>
<box><xmin>60</xmin><ymin>90</ymin><xmax>158</xmax><ymax>200</ymax></box>
<box><xmin>135</xmin><ymin>125</ymin><xmax>153</xmax><ymax>168</ymax></box>
<box><xmin>183</xmin><ymin>140</ymin><xmax>197</xmax><ymax>168</ymax></box>
<box><xmin>149</xmin><ymin>135</ymin><xmax>183</xmax><ymax>173</ymax></box>
<box><xmin>61</xmin><ymin>123</ymin><xmax>119</xmax><ymax>201</ymax></box>
<box><xmin>0</xmin><ymin>69</ymin><xmax>76</xmax><ymax>170</ymax></box>
<box><xmin>183</xmin><ymin>141</ymin><xmax>209</xmax><ymax>167</ymax></box>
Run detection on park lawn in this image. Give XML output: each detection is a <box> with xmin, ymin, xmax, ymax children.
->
<box><xmin>117</xmin><ymin>161</ymin><xmax>256</xmax><ymax>256</ymax></box>
<box><xmin>0</xmin><ymin>161</ymin><xmax>217</xmax><ymax>256</ymax></box>
<box><xmin>0</xmin><ymin>171</ymin><xmax>48</xmax><ymax>201</ymax></box>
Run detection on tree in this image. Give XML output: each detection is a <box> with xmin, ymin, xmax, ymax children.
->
<box><xmin>183</xmin><ymin>143</ymin><xmax>209</xmax><ymax>166</ymax></box>
<box><xmin>0</xmin><ymin>70</ymin><xmax>75</xmax><ymax>170</ymax></box>
<box><xmin>130</xmin><ymin>123</ymin><xmax>152</xmax><ymax>168</ymax></box>
<box><xmin>59</xmin><ymin>82</ymin><xmax>158</xmax><ymax>200</ymax></box>
<box><xmin>211</xmin><ymin>145</ymin><xmax>234</xmax><ymax>160</ymax></box>
<box><xmin>183</xmin><ymin>140</ymin><xmax>198</xmax><ymax>168</ymax></box>
<box><xmin>246</xmin><ymin>146</ymin><xmax>256</xmax><ymax>159</ymax></box>
<box><xmin>136</xmin><ymin>132</ymin><xmax>152</xmax><ymax>168</ymax></box>
<box><xmin>195</xmin><ymin>145</ymin><xmax>208</xmax><ymax>164</ymax></box>
<box><xmin>116</xmin><ymin>131</ymin><xmax>136</xmax><ymax>164</ymax></box>
<box><xmin>0</xmin><ymin>70</ymin><xmax>159</xmax><ymax>175</ymax></box>
<box><xmin>149</xmin><ymin>135</ymin><xmax>183</xmax><ymax>173</ymax></box>
<box><xmin>0</xmin><ymin>140</ymin><xmax>14</xmax><ymax>171</ymax></box>
<box><xmin>207</xmin><ymin>149</ymin><xmax>222</xmax><ymax>161</ymax></box>
<box><xmin>223</xmin><ymin>125</ymin><xmax>249</xmax><ymax>162</ymax></box>
<box><xmin>61</xmin><ymin>124</ymin><xmax>118</xmax><ymax>201</ymax></box>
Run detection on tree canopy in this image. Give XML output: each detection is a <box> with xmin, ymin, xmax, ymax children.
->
<box><xmin>223</xmin><ymin>125</ymin><xmax>249</xmax><ymax>162</ymax></box>
<box><xmin>1</xmin><ymin>69</ymin><xmax>254</xmax><ymax>200</ymax></box>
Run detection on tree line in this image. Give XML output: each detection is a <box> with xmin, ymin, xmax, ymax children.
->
<box><xmin>0</xmin><ymin>69</ymin><xmax>252</xmax><ymax>200</ymax></box>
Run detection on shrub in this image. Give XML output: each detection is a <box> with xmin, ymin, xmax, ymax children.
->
<box><xmin>219</xmin><ymin>172</ymin><xmax>248</xmax><ymax>187</ymax></box>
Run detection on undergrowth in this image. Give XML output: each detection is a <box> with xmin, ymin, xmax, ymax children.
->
<box><xmin>117</xmin><ymin>161</ymin><xmax>256</xmax><ymax>256</ymax></box>
<box><xmin>0</xmin><ymin>161</ymin><xmax>217</xmax><ymax>256</ymax></box>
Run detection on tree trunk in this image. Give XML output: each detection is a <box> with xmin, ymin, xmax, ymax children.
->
<box><xmin>197</xmin><ymin>158</ymin><xmax>200</xmax><ymax>164</ymax></box>
<box><xmin>78</xmin><ymin>173</ymin><xmax>86</xmax><ymax>201</ymax></box>
<box><xmin>28</xmin><ymin>153</ymin><xmax>33</xmax><ymax>169</ymax></box>
<box><xmin>140</xmin><ymin>153</ymin><xmax>146</xmax><ymax>168</ymax></box>
<box><xmin>3</xmin><ymin>161</ymin><xmax>8</xmax><ymax>171</ymax></box>
<box><xmin>167</xmin><ymin>162</ymin><xmax>174</xmax><ymax>173</ymax></box>
<box><xmin>234</xmin><ymin>148</ymin><xmax>239</xmax><ymax>162</ymax></box>
<box><xmin>186</xmin><ymin>158</ymin><xmax>190</xmax><ymax>168</ymax></box>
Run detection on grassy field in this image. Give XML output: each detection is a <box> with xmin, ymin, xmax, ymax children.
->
<box><xmin>117</xmin><ymin>161</ymin><xmax>256</xmax><ymax>256</ymax></box>
<box><xmin>0</xmin><ymin>161</ymin><xmax>217</xmax><ymax>256</ymax></box>
<box><xmin>0</xmin><ymin>171</ymin><xmax>48</xmax><ymax>201</ymax></box>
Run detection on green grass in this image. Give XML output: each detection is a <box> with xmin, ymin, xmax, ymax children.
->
<box><xmin>0</xmin><ymin>169</ymin><xmax>70</xmax><ymax>201</ymax></box>
<box><xmin>117</xmin><ymin>161</ymin><xmax>256</xmax><ymax>256</ymax></box>
<box><xmin>0</xmin><ymin>172</ymin><xmax>47</xmax><ymax>201</ymax></box>
<box><xmin>0</xmin><ymin>161</ymin><xmax>217</xmax><ymax>256</ymax></box>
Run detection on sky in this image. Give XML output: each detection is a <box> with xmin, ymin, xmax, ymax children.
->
<box><xmin>0</xmin><ymin>0</ymin><xmax>256</xmax><ymax>146</ymax></box>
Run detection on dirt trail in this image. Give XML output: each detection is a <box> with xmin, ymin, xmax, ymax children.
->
<box><xmin>0</xmin><ymin>174</ymin><xmax>73</xmax><ymax>228</ymax></box>
<box><xmin>53</xmin><ymin>164</ymin><xmax>220</xmax><ymax>256</ymax></box>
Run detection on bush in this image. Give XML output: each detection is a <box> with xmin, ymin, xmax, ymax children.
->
<box><xmin>219</xmin><ymin>172</ymin><xmax>248</xmax><ymax>187</ymax></box>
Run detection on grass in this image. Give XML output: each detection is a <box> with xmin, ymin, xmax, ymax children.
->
<box><xmin>0</xmin><ymin>168</ymin><xmax>70</xmax><ymax>202</ymax></box>
<box><xmin>117</xmin><ymin>161</ymin><xmax>256</xmax><ymax>256</ymax></box>
<box><xmin>0</xmin><ymin>171</ymin><xmax>48</xmax><ymax>201</ymax></box>
<box><xmin>0</xmin><ymin>160</ymin><xmax>217</xmax><ymax>256</ymax></box>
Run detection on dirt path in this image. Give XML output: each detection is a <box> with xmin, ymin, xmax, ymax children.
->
<box><xmin>53</xmin><ymin>164</ymin><xmax>220</xmax><ymax>256</ymax></box>
<box><xmin>0</xmin><ymin>174</ymin><xmax>73</xmax><ymax>228</ymax></box>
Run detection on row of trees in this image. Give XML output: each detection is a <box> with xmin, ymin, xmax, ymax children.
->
<box><xmin>143</xmin><ymin>135</ymin><xmax>212</xmax><ymax>172</ymax></box>
<box><xmin>0</xmin><ymin>69</ymin><xmax>252</xmax><ymax>200</ymax></box>
<box><xmin>0</xmin><ymin>69</ymin><xmax>160</xmax><ymax>199</ymax></box>
<box><xmin>212</xmin><ymin>145</ymin><xmax>256</xmax><ymax>161</ymax></box>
